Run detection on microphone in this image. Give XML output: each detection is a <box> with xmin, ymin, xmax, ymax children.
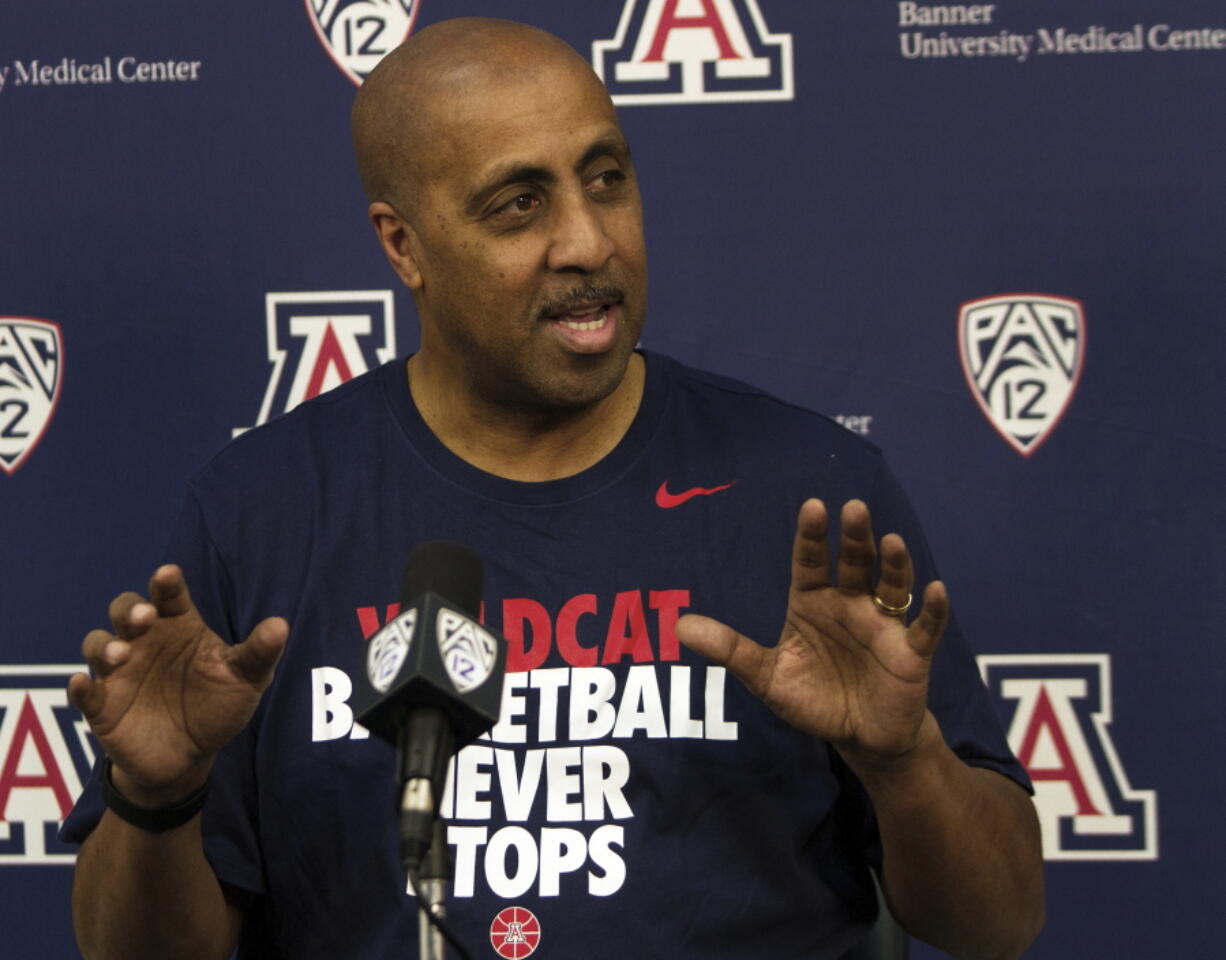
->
<box><xmin>352</xmin><ymin>541</ymin><xmax>507</xmax><ymax>874</ymax></box>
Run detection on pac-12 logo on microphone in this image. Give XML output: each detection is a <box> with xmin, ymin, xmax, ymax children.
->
<box><xmin>979</xmin><ymin>654</ymin><xmax>1157</xmax><ymax>861</ymax></box>
<box><xmin>593</xmin><ymin>0</ymin><xmax>794</xmax><ymax>105</ymax></box>
<box><xmin>0</xmin><ymin>666</ymin><xmax>94</xmax><ymax>865</ymax></box>
<box><xmin>437</xmin><ymin>610</ymin><xmax>498</xmax><ymax>694</ymax></box>
<box><xmin>305</xmin><ymin>0</ymin><xmax>420</xmax><ymax>86</ymax></box>
<box><xmin>490</xmin><ymin>906</ymin><xmax>541</xmax><ymax>958</ymax></box>
<box><xmin>958</xmin><ymin>293</ymin><xmax>1085</xmax><ymax>456</ymax></box>
<box><xmin>367</xmin><ymin>609</ymin><xmax>416</xmax><ymax>693</ymax></box>
<box><xmin>233</xmin><ymin>291</ymin><xmax>397</xmax><ymax>437</ymax></box>
<box><xmin>0</xmin><ymin>317</ymin><xmax>63</xmax><ymax>476</ymax></box>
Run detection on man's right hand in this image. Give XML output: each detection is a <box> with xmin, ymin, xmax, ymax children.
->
<box><xmin>68</xmin><ymin>565</ymin><xmax>287</xmax><ymax>806</ymax></box>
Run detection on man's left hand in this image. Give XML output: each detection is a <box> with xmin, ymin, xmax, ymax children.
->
<box><xmin>676</xmin><ymin>498</ymin><xmax>948</xmax><ymax>763</ymax></box>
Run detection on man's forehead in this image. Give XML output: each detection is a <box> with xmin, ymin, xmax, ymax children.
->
<box><xmin>428</xmin><ymin>56</ymin><xmax>616</xmax><ymax>132</ymax></box>
<box><xmin>352</xmin><ymin>20</ymin><xmax>623</xmax><ymax>210</ymax></box>
<box><xmin>467</xmin><ymin>122</ymin><xmax>628</xmax><ymax>177</ymax></box>
<box><xmin>415</xmin><ymin>71</ymin><xmax>626</xmax><ymax>193</ymax></box>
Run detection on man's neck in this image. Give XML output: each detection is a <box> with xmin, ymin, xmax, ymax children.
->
<box><xmin>406</xmin><ymin>353</ymin><xmax>646</xmax><ymax>482</ymax></box>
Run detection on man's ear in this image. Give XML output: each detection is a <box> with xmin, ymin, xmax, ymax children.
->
<box><xmin>370</xmin><ymin>201</ymin><xmax>424</xmax><ymax>290</ymax></box>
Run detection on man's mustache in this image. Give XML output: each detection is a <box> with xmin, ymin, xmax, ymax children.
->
<box><xmin>538</xmin><ymin>285</ymin><xmax>625</xmax><ymax>319</ymax></box>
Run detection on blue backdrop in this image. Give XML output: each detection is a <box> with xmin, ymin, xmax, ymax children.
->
<box><xmin>2</xmin><ymin>1</ymin><xmax>1222</xmax><ymax>956</ymax></box>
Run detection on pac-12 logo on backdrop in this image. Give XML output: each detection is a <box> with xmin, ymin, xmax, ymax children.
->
<box><xmin>593</xmin><ymin>0</ymin><xmax>794</xmax><ymax>105</ymax></box>
<box><xmin>979</xmin><ymin>654</ymin><xmax>1157</xmax><ymax>861</ymax></box>
<box><xmin>0</xmin><ymin>666</ymin><xmax>94</xmax><ymax>865</ymax></box>
<box><xmin>0</xmin><ymin>317</ymin><xmax>63</xmax><ymax>476</ymax></box>
<box><xmin>958</xmin><ymin>294</ymin><xmax>1085</xmax><ymax>456</ymax></box>
<box><xmin>305</xmin><ymin>0</ymin><xmax>420</xmax><ymax>86</ymax></box>
<box><xmin>233</xmin><ymin>291</ymin><xmax>397</xmax><ymax>437</ymax></box>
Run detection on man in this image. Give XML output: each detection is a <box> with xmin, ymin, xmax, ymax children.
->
<box><xmin>64</xmin><ymin>18</ymin><xmax>1042</xmax><ymax>960</ymax></box>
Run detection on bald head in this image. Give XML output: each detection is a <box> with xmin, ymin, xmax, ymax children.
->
<box><xmin>351</xmin><ymin>18</ymin><xmax>610</xmax><ymax>217</ymax></box>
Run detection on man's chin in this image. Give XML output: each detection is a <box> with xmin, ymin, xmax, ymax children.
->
<box><xmin>528</xmin><ymin>345</ymin><xmax>641</xmax><ymax>414</ymax></box>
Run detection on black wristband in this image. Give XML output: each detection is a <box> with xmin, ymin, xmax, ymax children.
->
<box><xmin>99</xmin><ymin>756</ymin><xmax>210</xmax><ymax>834</ymax></box>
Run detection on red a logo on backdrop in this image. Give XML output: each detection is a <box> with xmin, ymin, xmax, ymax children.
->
<box><xmin>0</xmin><ymin>317</ymin><xmax>63</xmax><ymax>476</ymax></box>
<box><xmin>979</xmin><ymin>655</ymin><xmax>1157</xmax><ymax>860</ymax></box>
<box><xmin>0</xmin><ymin>667</ymin><xmax>94</xmax><ymax>865</ymax></box>
<box><xmin>305</xmin><ymin>0</ymin><xmax>420</xmax><ymax>86</ymax></box>
<box><xmin>593</xmin><ymin>0</ymin><xmax>794</xmax><ymax>105</ymax></box>
<box><xmin>958</xmin><ymin>294</ymin><xmax>1085</xmax><ymax>456</ymax></box>
<box><xmin>233</xmin><ymin>291</ymin><xmax>397</xmax><ymax>437</ymax></box>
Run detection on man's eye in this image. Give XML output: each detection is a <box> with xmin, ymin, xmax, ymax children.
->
<box><xmin>590</xmin><ymin>169</ymin><xmax>625</xmax><ymax>190</ymax></box>
<box><xmin>493</xmin><ymin>193</ymin><xmax>540</xmax><ymax>219</ymax></box>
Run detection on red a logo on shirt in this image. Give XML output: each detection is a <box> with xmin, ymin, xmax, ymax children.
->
<box><xmin>978</xmin><ymin>654</ymin><xmax>1157</xmax><ymax>861</ymax></box>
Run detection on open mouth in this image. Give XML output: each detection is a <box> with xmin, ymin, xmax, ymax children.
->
<box><xmin>544</xmin><ymin>297</ymin><xmax>622</xmax><ymax>354</ymax></box>
<box><xmin>540</xmin><ymin>287</ymin><xmax>625</xmax><ymax>353</ymax></box>
<box><xmin>555</xmin><ymin>305</ymin><xmax>610</xmax><ymax>331</ymax></box>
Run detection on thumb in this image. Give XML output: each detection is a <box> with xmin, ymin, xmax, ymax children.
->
<box><xmin>676</xmin><ymin>613</ymin><xmax>770</xmax><ymax>698</ymax></box>
<box><xmin>228</xmin><ymin>616</ymin><xmax>289</xmax><ymax>690</ymax></box>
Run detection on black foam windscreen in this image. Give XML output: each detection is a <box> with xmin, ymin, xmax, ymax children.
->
<box><xmin>401</xmin><ymin>541</ymin><xmax>483</xmax><ymax>616</ymax></box>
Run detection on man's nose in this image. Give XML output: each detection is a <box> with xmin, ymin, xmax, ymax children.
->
<box><xmin>546</xmin><ymin>192</ymin><xmax>616</xmax><ymax>273</ymax></box>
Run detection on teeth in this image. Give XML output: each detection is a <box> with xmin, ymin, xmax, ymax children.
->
<box><xmin>558</xmin><ymin>306</ymin><xmax>608</xmax><ymax>331</ymax></box>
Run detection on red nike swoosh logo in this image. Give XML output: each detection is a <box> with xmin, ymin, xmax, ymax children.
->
<box><xmin>655</xmin><ymin>480</ymin><xmax>738</xmax><ymax>509</ymax></box>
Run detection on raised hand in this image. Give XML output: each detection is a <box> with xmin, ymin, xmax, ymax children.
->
<box><xmin>676</xmin><ymin>499</ymin><xmax>949</xmax><ymax>764</ymax></box>
<box><xmin>68</xmin><ymin>565</ymin><xmax>287</xmax><ymax>803</ymax></box>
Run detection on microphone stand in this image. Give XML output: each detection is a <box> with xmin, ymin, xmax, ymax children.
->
<box><xmin>399</xmin><ymin>709</ymin><xmax>466</xmax><ymax>958</ymax></box>
<box><xmin>416</xmin><ymin>818</ymin><xmax>452</xmax><ymax>960</ymax></box>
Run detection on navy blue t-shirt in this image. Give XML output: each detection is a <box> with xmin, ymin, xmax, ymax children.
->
<box><xmin>64</xmin><ymin>352</ymin><xmax>1028</xmax><ymax>959</ymax></box>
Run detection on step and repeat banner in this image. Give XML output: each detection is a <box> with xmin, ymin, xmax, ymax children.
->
<box><xmin>2</xmin><ymin>2</ymin><xmax>1221</xmax><ymax>957</ymax></box>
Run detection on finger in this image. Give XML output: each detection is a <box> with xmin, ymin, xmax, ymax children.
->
<box><xmin>675</xmin><ymin>613</ymin><xmax>772</xmax><ymax>700</ymax></box>
<box><xmin>874</xmin><ymin>533</ymin><xmax>915</xmax><ymax>619</ymax></box>
<box><xmin>228</xmin><ymin>617</ymin><xmax>290</xmax><ymax>690</ymax></box>
<box><xmin>836</xmin><ymin>500</ymin><xmax>876</xmax><ymax>595</ymax></box>
<box><xmin>907</xmin><ymin>580</ymin><xmax>950</xmax><ymax>659</ymax></box>
<box><xmin>107</xmin><ymin>592</ymin><xmax>158</xmax><ymax>641</ymax></box>
<box><xmin>148</xmin><ymin>564</ymin><xmax>195</xmax><ymax>619</ymax></box>
<box><xmin>67</xmin><ymin>671</ymin><xmax>102</xmax><ymax>717</ymax></box>
<box><xmin>791</xmin><ymin>498</ymin><xmax>831</xmax><ymax>593</ymax></box>
<box><xmin>81</xmin><ymin>628</ymin><xmax>129</xmax><ymax>677</ymax></box>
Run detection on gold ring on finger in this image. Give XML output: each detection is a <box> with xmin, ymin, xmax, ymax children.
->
<box><xmin>872</xmin><ymin>591</ymin><xmax>912</xmax><ymax>619</ymax></box>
